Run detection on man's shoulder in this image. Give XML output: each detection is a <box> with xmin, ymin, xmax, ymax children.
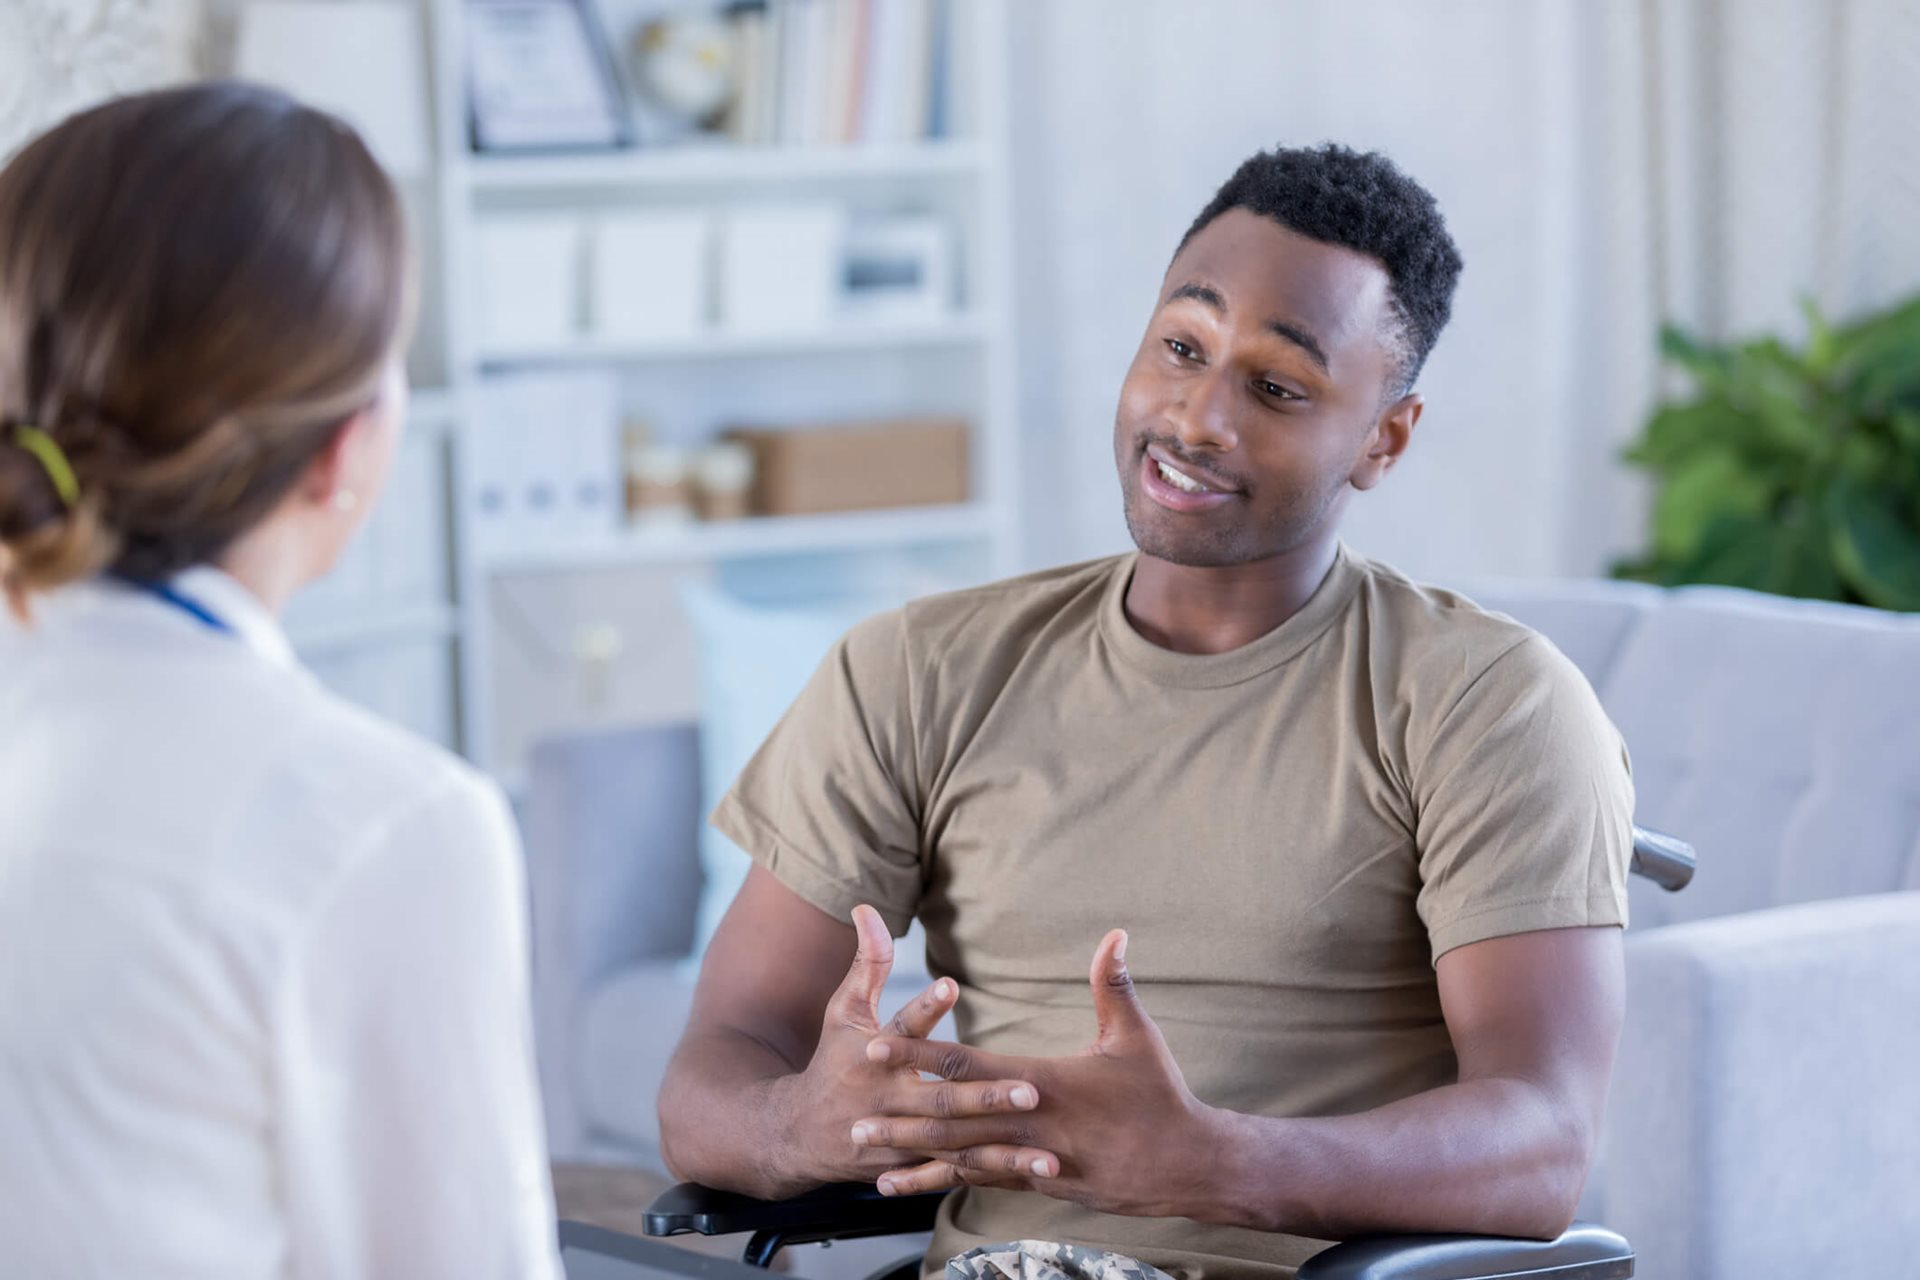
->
<box><xmin>829</xmin><ymin>556</ymin><xmax>1123</xmax><ymax>691</ymax></box>
<box><xmin>1345</xmin><ymin>549</ymin><xmax>1561</xmax><ymax>692</ymax></box>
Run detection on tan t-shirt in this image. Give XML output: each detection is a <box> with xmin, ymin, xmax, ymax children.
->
<box><xmin>713</xmin><ymin>545</ymin><xmax>1633</xmax><ymax>1280</ymax></box>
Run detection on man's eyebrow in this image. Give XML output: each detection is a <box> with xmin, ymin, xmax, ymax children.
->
<box><xmin>1167</xmin><ymin>281</ymin><xmax>1227</xmax><ymax>312</ymax></box>
<box><xmin>1263</xmin><ymin>318</ymin><xmax>1330</xmax><ymax>374</ymax></box>
<box><xmin>1164</xmin><ymin>280</ymin><xmax>1330</xmax><ymax>374</ymax></box>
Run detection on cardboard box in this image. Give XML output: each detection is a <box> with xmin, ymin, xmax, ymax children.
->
<box><xmin>725</xmin><ymin>418</ymin><xmax>969</xmax><ymax>516</ymax></box>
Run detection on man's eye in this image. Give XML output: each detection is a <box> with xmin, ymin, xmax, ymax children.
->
<box><xmin>1257</xmin><ymin>380</ymin><xmax>1300</xmax><ymax>401</ymax></box>
<box><xmin>1164</xmin><ymin>339</ymin><xmax>1197</xmax><ymax>360</ymax></box>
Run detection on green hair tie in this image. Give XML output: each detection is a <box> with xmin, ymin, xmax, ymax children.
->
<box><xmin>11</xmin><ymin>424</ymin><xmax>80</xmax><ymax>509</ymax></box>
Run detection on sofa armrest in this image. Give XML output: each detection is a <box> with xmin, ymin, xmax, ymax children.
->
<box><xmin>1611</xmin><ymin>890</ymin><xmax>1920</xmax><ymax>1278</ymax></box>
<box><xmin>524</xmin><ymin>724</ymin><xmax>704</xmax><ymax>1154</ymax></box>
<box><xmin>1296</xmin><ymin>1223</ymin><xmax>1631</xmax><ymax>1279</ymax></box>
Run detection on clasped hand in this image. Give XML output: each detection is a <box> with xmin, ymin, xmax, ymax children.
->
<box><xmin>846</xmin><ymin>910</ymin><xmax>1219</xmax><ymax>1219</ymax></box>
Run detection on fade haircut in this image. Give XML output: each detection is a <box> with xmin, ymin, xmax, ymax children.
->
<box><xmin>1177</xmin><ymin>143</ymin><xmax>1463</xmax><ymax>397</ymax></box>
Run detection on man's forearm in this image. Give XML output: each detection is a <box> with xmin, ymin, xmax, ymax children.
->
<box><xmin>1195</xmin><ymin>1076</ymin><xmax>1591</xmax><ymax>1241</ymax></box>
<box><xmin>657</xmin><ymin>1028</ymin><xmax>808</xmax><ymax>1200</ymax></box>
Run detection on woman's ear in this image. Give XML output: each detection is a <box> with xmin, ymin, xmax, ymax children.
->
<box><xmin>297</xmin><ymin>412</ymin><xmax>367</xmax><ymax>513</ymax></box>
<box><xmin>300</xmin><ymin>363</ymin><xmax>407</xmax><ymax>514</ymax></box>
<box><xmin>1351</xmin><ymin>393</ymin><xmax>1422</xmax><ymax>491</ymax></box>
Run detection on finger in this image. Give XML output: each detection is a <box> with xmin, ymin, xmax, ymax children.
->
<box><xmin>876</xmin><ymin>1153</ymin><xmax>1048</xmax><ymax>1197</ymax></box>
<box><xmin>1088</xmin><ymin>927</ymin><xmax>1150</xmax><ymax>1052</ymax></box>
<box><xmin>828</xmin><ymin>904</ymin><xmax>896</xmax><ymax>1030</ymax></box>
<box><xmin>884</xmin><ymin>976</ymin><xmax>958</xmax><ymax>1040</ymax></box>
<box><xmin>865</xmin><ymin>1035</ymin><xmax>1020</xmax><ymax>1081</ymax></box>
<box><xmin>934</xmin><ymin>1144</ymin><xmax>1060</xmax><ymax>1181</ymax></box>
<box><xmin>877</xmin><ymin>1075</ymin><xmax>1039</xmax><ymax>1119</ymax></box>
<box><xmin>875</xmin><ymin>1160</ymin><xmax>964</xmax><ymax>1197</ymax></box>
<box><xmin>850</xmin><ymin>1113</ymin><xmax>1040</xmax><ymax>1153</ymax></box>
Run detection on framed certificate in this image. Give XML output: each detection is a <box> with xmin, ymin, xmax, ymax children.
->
<box><xmin>466</xmin><ymin>0</ymin><xmax>632</xmax><ymax>152</ymax></box>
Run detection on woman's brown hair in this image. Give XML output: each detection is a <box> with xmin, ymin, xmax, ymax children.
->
<box><xmin>0</xmin><ymin>81</ymin><xmax>413</xmax><ymax>619</ymax></box>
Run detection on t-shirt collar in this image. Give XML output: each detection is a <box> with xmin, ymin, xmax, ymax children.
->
<box><xmin>1097</xmin><ymin>542</ymin><xmax>1361</xmax><ymax>689</ymax></box>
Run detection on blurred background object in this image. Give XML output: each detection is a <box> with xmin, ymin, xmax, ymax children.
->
<box><xmin>234</xmin><ymin>0</ymin><xmax>431</xmax><ymax>175</ymax></box>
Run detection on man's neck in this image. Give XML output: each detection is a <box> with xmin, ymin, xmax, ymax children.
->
<box><xmin>1123</xmin><ymin>535</ymin><xmax>1340</xmax><ymax>656</ymax></box>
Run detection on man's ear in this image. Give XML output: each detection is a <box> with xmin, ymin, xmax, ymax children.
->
<box><xmin>1351</xmin><ymin>393</ymin><xmax>1422</xmax><ymax>491</ymax></box>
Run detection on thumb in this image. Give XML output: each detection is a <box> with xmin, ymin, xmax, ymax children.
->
<box><xmin>832</xmin><ymin>904</ymin><xmax>896</xmax><ymax>1030</ymax></box>
<box><xmin>1088</xmin><ymin>928</ymin><xmax>1151</xmax><ymax>1052</ymax></box>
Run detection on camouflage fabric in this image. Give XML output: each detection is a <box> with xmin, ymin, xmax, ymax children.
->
<box><xmin>946</xmin><ymin>1240</ymin><xmax>1177</xmax><ymax>1280</ymax></box>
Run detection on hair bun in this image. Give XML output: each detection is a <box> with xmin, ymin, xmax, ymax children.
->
<box><xmin>0</xmin><ymin>431</ymin><xmax>119</xmax><ymax>622</ymax></box>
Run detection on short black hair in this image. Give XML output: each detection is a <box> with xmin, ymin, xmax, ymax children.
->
<box><xmin>1176</xmin><ymin>143</ymin><xmax>1463</xmax><ymax>396</ymax></box>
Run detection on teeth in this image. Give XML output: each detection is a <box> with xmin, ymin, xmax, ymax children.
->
<box><xmin>1156</xmin><ymin>460</ymin><xmax>1208</xmax><ymax>493</ymax></box>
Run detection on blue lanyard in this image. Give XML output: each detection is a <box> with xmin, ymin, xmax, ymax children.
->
<box><xmin>128</xmin><ymin>578</ymin><xmax>235</xmax><ymax>636</ymax></box>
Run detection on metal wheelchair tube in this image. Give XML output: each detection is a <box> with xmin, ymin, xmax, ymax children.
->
<box><xmin>1628</xmin><ymin>825</ymin><xmax>1695</xmax><ymax>892</ymax></box>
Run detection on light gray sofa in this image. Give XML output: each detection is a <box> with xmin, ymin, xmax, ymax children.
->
<box><xmin>524</xmin><ymin>579</ymin><xmax>1920</xmax><ymax>1280</ymax></box>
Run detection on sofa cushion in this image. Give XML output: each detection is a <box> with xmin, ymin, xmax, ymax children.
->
<box><xmin>579</xmin><ymin>961</ymin><xmax>956</xmax><ymax>1163</ymax></box>
<box><xmin>1599</xmin><ymin>587</ymin><xmax>1920</xmax><ymax>928</ymax></box>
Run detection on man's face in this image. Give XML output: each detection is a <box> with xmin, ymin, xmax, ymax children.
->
<box><xmin>1114</xmin><ymin>207</ymin><xmax>1410</xmax><ymax>567</ymax></box>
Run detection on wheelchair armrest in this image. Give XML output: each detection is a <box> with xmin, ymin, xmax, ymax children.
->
<box><xmin>644</xmin><ymin>1181</ymin><xmax>949</xmax><ymax>1265</ymax></box>
<box><xmin>1296</xmin><ymin>1222</ymin><xmax>1632</xmax><ymax>1280</ymax></box>
<box><xmin>1629</xmin><ymin>824</ymin><xmax>1694</xmax><ymax>892</ymax></box>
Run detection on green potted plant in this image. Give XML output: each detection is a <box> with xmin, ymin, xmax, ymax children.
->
<box><xmin>1614</xmin><ymin>294</ymin><xmax>1920</xmax><ymax>610</ymax></box>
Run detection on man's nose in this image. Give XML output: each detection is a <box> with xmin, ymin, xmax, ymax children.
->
<box><xmin>1167</xmin><ymin>368</ymin><xmax>1240</xmax><ymax>453</ymax></box>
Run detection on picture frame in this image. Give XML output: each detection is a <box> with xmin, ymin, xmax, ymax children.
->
<box><xmin>465</xmin><ymin>0</ymin><xmax>632</xmax><ymax>153</ymax></box>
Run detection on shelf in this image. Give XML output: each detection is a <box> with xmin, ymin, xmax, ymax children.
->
<box><xmin>459</xmin><ymin>140</ymin><xmax>984</xmax><ymax>194</ymax></box>
<box><xmin>478</xmin><ymin>502</ymin><xmax>995</xmax><ymax>575</ymax></box>
<box><xmin>476</xmin><ymin>313</ymin><xmax>987</xmax><ymax>368</ymax></box>
<box><xmin>290</xmin><ymin>602</ymin><xmax>459</xmax><ymax>654</ymax></box>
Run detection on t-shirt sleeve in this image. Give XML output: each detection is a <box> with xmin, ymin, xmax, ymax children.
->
<box><xmin>710</xmin><ymin>609</ymin><xmax>925</xmax><ymax>936</ymax></box>
<box><xmin>1412</xmin><ymin>633</ymin><xmax>1635</xmax><ymax>963</ymax></box>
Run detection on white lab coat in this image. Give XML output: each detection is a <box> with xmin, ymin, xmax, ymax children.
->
<box><xmin>0</xmin><ymin>568</ymin><xmax>561</xmax><ymax>1278</ymax></box>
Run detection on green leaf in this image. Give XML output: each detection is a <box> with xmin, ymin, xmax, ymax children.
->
<box><xmin>1650</xmin><ymin>448</ymin><xmax>1778</xmax><ymax>560</ymax></box>
<box><xmin>1801</xmin><ymin>296</ymin><xmax>1839</xmax><ymax>378</ymax></box>
<box><xmin>1766</xmin><ymin>502</ymin><xmax>1845</xmax><ymax>600</ymax></box>
<box><xmin>1659</xmin><ymin>323</ymin><xmax>1727</xmax><ymax>382</ymax></box>
<box><xmin>1890</xmin><ymin>408</ymin><xmax>1920</xmax><ymax>455</ymax></box>
<box><xmin>1828</xmin><ymin>478</ymin><xmax>1920</xmax><ymax>611</ymax></box>
<box><xmin>1836</xmin><ymin>432</ymin><xmax>1896</xmax><ymax>485</ymax></box>
<box><xmin>1669</xmin><ymin>513</ymin><xmax>1782</xmax><ymax>589</ymax></box>
<box><xmin>1625</xmin><ymin>401</ymin><xmax>1740</xmax><ymax>467</ymax></box>
<box><xmin>1667</xmin><ymin>505</ymin><xmax>1844</xmax><ymax>601</ymax></box>
<box><xmin>1834</xmin><ymin>295</ymin><xmax>1920</xmax><ymax>413</ymax></box>
<box><xmin>1743</xmin><ymin>382</ymin><xmax>1828</xmax><ymax>461</ymax></box>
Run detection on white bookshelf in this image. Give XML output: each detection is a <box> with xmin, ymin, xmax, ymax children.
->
<box><xmin>425</xmin><ymin>0</ymin><xmax>1020</xmax><ymax>777</ymax></box>
<box><xmin>477</xmin><ymin>311</ymin><xmax>987</xmax><ymax>368</ymax></box>
<box><xmin>460</xmin><ymin>138</ymin><xmax>984</xmax><ymax>191</ymax></box>
<box><xmin>477</xmin><ymin>501</ymin><xmax>996</xmax><ymax>575</ymax></box>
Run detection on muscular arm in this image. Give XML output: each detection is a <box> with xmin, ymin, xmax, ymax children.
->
<box><xmin>657</xmin><ymin>867</ymin><xmax>854</xmax><ymax>1197</ymax></box>
<box><xmin>1207</xmin><ymin>926</ymin><xmax>1623</xmax><ymax>1239</ymax></box>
